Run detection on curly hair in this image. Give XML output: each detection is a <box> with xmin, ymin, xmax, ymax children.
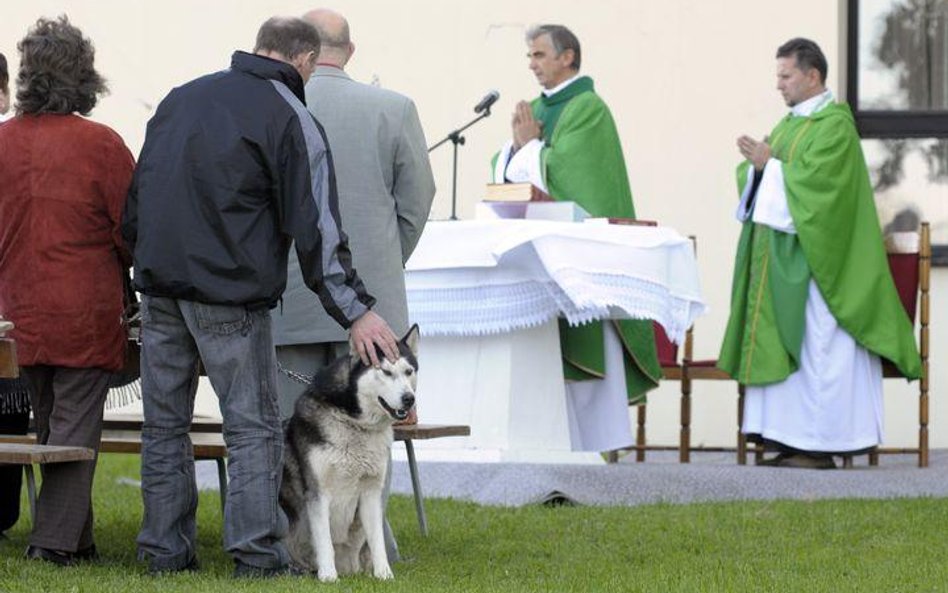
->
<box><xmin>15</xmin><ymin>15</ymin><xmax>108</xmax><ymax>115</ymax></box>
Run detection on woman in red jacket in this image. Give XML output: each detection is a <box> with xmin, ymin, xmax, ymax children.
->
<box><xmin>0</xmin><ymin>16</ymin><xmax>134</xmax><ymax>565</ymax></box>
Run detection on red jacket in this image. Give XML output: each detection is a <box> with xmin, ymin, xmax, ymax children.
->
<box><xmin>0</xmin><ymin>114</ymin><xmax>134</xmax><ymax>371</ymax></box>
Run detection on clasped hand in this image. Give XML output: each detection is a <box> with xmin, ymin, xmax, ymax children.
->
<box><xmin>511</xmin><ymin>100</ymin><xmax>542</xmax><ymax>151</ymax></box>
<box><xmin>737</xmin><ymin>135</ymin><xmax>771</xmax><ymax>170</ymax></box>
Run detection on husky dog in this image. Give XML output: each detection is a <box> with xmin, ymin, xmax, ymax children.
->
<box><xmin>279</xmin><ymin>325</ymin><xmax>419</xmax><ymax>582</ymax></box>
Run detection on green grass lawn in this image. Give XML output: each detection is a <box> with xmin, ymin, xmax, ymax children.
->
<box><xmin>0</xmin><ymin>454</ymin><xmax>946</xmax><ymax>592</ymax></box>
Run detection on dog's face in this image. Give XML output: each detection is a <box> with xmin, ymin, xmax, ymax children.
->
<box><xmin>354</xmin><ymin>325</ymin><xmax>419</xmax><ymax>423</ymax></box>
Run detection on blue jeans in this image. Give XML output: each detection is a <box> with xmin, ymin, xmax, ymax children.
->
<box><xmin>136</xmin><ymin>296</ymin><xmax>288</xmax><ymax>570</ymax></box>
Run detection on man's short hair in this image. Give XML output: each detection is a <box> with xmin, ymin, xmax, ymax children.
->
<box><xmin>527</xmin><ymin>24</ymin><xmax>581</xmax><ymax>71</ymax></box>
<box><xmin>15</xmin><ymin>16</ymin><xmax>107</xmax><ymax>116</ymax></box>
<box><xmin>254</xmin><ymin>17</ymin><xmax>321</xmax><ymax>60</ymax></box>
<box><xmin>776</xmin><ymin>37</ymin><xmax>828</xmax><ymax>84</ymax></box>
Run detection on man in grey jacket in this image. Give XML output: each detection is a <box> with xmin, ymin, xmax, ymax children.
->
<box><xmin>271</xmin><ymin>8</ymin><xmax>435</xmax><ymax>564</ymax></box>
<box><xmin>272</xmin><ymin>8</ymin><xmax>434</xmax><ymax>416</ymax></box>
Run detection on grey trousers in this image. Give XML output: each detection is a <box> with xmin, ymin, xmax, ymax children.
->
<box><xmin>21</xmin><ymin>365</ymin><xmax>110</xmax><ymax>552</ymax></box>
<box><xmin>275</xmin><ymin>343</ymin><xmax>401</xmax><ymax>563</ymax></box>
<box><xmin>137</xmin><ymin>296</ymin><xmax>288</xmax><ymax>571</ymax></box>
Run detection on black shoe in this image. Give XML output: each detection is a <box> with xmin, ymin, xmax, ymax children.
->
<box><xmin>775</xmin><ymin>453</ymin><xmax>837</xmax><ymax>470</ymax></box>
<box><xmin>233</xmin><ymin>560</ymin><xmax>303</xmax><ymax>579</ymax></box>
<box><xmin>757</xmin><ymin>452</ymin><xmax>791</xmax><ymax>466</ymax></box>
<box><xmin>25</xmin><ymin>545</ymin><xmax>76</xmax><ymax>567</ymax></box>
<box><xmin>75</xmin><ymin>544</ymin><xmax>99</xmax><ymax>562</ymax></box>
<box><xmin>147</xmin><ymin>555</ymin><xmax>199</xmax><ymax>575</ymax></box>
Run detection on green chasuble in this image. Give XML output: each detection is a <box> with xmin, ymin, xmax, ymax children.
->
<box><xmin>717</xmin><ymin>102</ymin><xmax>921</xmax><ymax>385</ymax></box>
<box><xmin>493</xmin><ymin>76</ymin><xmax>661</xmax><ymax>403</ymax></box>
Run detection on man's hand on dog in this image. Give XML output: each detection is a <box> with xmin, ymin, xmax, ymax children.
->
<box><xmin>350</xmin><ymin>310</ymin><xmax>399</xmax><ymax>367</ymax></box>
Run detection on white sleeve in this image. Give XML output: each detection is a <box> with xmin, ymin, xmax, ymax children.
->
<box><xmin>750</xmin><ymin>158</ymin><xmax>796</xmax><ymax>234</ymax></box>
<box><xmin>735</xmin><ymin>168</ymin><xmax>755</xmax><ymax>222</ymax></box>
<box><xmin>493</xmin><ymin>140</ymin><xmax>514</xmax><ymax>183</ymax></box>
<box><xmin>502</xmin><ymin>139</ymin><xmax>548</xmax><ymax>193</ymax></box>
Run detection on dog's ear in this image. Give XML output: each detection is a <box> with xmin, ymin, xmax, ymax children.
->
<box><xmin>401</xmin><ymin>324</ymin><xmax>420</xmax><ymax>357</ymax></box>
<box><xmin>346</xmin><ymin>340</ymin><xmax>386</xmax><ymax>369</ymax></box>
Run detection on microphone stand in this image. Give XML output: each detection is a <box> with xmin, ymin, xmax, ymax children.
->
<box><xmin>428</xmin><ymin>108</ymin><xmax>493</xmax><ymax>221</ymax></box>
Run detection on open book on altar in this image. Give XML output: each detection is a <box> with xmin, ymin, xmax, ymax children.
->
<box><xmin>483</xmin><ymin>182</ymin><xmax>552</xmax><ymax>203</ymax></box>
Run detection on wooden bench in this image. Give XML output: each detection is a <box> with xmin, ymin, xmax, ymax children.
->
<box><xmin>0</xmin><ymin>443</ymin><xmax>94</xmax><ymax>524</ymax></box>
<box><xmin>0</xmin><ymin>422</ymin><xmax>469</xmax><ymax>537</ymax></box>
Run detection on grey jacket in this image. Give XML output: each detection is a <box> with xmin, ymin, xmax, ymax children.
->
<box><xmin>272</xmin><ymin>66</ymin><xmax>435</xmax><ymax>345</ymax></box>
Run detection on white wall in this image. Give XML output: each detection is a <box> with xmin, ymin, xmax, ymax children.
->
<box><xmin>2</xmin><ymin>0</ymin><xmax>941</xmax><ymax>448</ymax></box>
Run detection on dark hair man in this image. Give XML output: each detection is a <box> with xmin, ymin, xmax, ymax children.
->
<box><xmin>718</xmin><ymin>37</ymin><xmax>920</xmax><ymax>469</ymax></box>
<box><xmin>123</xmin><ymin>16</ymin><xmax>398</xmax><ymax>578</ymax></box>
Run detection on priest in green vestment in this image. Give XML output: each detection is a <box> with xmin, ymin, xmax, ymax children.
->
<box><xmin>718</xmin><ymin>38</ymin><xmax>920</xmax><ymax>469</ymax></box>
<box><xmin>491</xmin><ymin>24</ymin><xmax>660</xmax><ymax>408</ymax></box>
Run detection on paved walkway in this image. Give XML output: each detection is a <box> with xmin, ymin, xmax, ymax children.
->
<box><xmin>389</xmin><ymin>450</ymin><xmax>948</xmax><ymax>506</ymax></box>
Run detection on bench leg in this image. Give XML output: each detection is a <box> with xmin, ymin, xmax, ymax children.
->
<box><xmin>195</xmin><ymin>456</ymin><xmax>228</xmax><ymax>513</ymax></box>
<box><xmin>24</xmin><ymin>464</ymin><xmax>36</xmax><ymax>526</ymax></box>
<box><xmin>403</xmin><ymin>439</ymin><xmax>428</xmax><ymax>536</ymax></box>
<box><xmin>216</xmin><ymin>459</ymin><xmax>227</xmax><ymax>513</ymax></box>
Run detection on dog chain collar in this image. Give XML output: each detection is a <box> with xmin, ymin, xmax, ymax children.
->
<box><xmin>277</xmin><ymin>362</ymin><xmax>314</xmax><ymax>386</ymax></box>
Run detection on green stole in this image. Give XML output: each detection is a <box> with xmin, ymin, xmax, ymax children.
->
<box><xmin>532</xmin><ymin>77</ymin><xmax>660</xmax><ymax>404</ymax></box>
<box><xmin>717</xmin><ymin>102</ymin><xmax>921</xmax><ymax>384</ymax></box>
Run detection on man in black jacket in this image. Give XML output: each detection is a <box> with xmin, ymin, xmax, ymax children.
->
<box><xmin>122</xmin><ymin>16</ymin><xmax>398</xmax><ymax>578</ymax></box>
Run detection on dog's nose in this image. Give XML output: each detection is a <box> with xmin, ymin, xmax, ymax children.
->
<box><xmin>401</xmin><ymin>394</ymin><xmax>415</xmax><ymax>409</ymax></box>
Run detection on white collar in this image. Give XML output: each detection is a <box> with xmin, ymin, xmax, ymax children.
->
<box><xmin>791</xmin><ymin>89</ymin><xmax>834</xmax><ymax>117</ymax></box>
<box><xmin>542</xmin><ymin>73</ymin><xmax>582</xmax><ymax>97</ymax></box>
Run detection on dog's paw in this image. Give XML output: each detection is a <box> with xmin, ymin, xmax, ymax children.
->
<box><xmin>373</xmin><ymin>563</ymin><xmax>394</xmax><ymax>580</ymax></box>
<box><xmin>318</xmin><ymin>568</ymin><xmax>339</xmax><ymax>583</ymax></box>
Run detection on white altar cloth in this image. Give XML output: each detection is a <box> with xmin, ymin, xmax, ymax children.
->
<box><xmin>402</xmin><ymin>220</ymin><xmax>706</xmax><ymax>464</ymax></box>
<box><xmin>406</xmin><ymin>220</ymin><xmax>705</xmax><ymax>343</ymax></box>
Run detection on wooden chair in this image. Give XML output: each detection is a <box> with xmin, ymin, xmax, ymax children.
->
<box><xmin>629</xmin><ymin>224</ymin><xmax>930</xmax><ymax>467</ymax></box>
<box><xmin>845</xmin><ymin>222</ymin><xmax>930</xmax><ymax>468</ymax></box>
<box><xmin>615</xmin><ymin>234</ymin><xmax>748</xmax><ymax>464</ymax></box>
<box><xmin>619</xmin><ymin>322</ymin><xmax>691</xmax><ymax>463</ymax></box>
<box><xmin>681</xmin><ymin>344</ymin><xmax>750</xmax><ymax>464</ymax></box>
<box><xmin>624</xmin><ymin>228</ymin><xmax>759</xmax><ymax>464</ymax></box>
<box><xmin>620</xmin><ymin>320</ymin><xmax>749</xmax><ymax>464</ymax></box>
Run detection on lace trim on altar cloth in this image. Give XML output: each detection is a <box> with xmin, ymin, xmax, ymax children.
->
<box><xmin>406</xmin><ymin>272</ymin><xmax>704</xmax><ymax>344</ymax></box>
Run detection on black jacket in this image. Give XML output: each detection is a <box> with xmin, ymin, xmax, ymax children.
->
<box><xmin>122</xmin><ymin>51</ymin><xmax>374</xmax><ymax>327</ymax></box>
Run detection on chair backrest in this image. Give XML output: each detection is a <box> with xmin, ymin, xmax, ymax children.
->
<box><xmin>652</xmin><ymin>322</ymin><xmax>679</xmax><ymax>367</ymax></box>
<box><xmin>885</xmin><ymin>229</ymin><xmax>925</xmax><ymax>323</ymax></box>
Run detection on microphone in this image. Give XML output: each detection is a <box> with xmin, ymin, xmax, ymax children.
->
<box><xmin>473</xmin><ymin>90</ymin><xmax>500</xmax><ymax>114</ymax></box>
